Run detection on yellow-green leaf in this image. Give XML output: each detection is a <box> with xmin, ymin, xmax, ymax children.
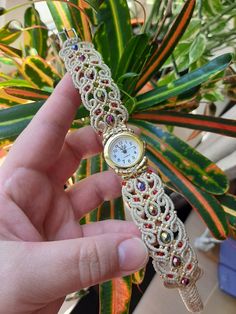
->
<box><xmin>22</xmin><ymin>56</ymin><xmax>61</xmax><ymax>88</ymax></box>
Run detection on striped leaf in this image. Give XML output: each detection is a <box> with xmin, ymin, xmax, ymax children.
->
<box><xmin>99</xmin><ymin>276</ymin><xmax>132</xmax><ymax>314</ymax></box>
<box><xmin>134</xmin><ymin>124</ymin><xmax>228</xmax><ymax>239</ymax></box>
<box><xmin>94</xmin><ymin>0</ymin><xmax>132</xmax><ymax>74</ymax></box>
<box><xmin>24</xmin><ymin>7</ymin><xmax>48</xmax><ymax>58</ymax></box>
<box><xmin>47</xmin><ymin>2</ymin><xmax>75</xmax><ymax>32</ymax></box>
<box><xmin>3</xmin><ymin>86</ymin><xmax>50</xmax><ymax>102</ymax></box>
<box><xmin>146</xmin><ymin>146</ymin><xmax>228</xmax><ymax>239</ymax></box>
<box><xmin>136</xmin><ymin>0</ymin><xmax>196</xmax><ymax>91</ymax></box>
<box><xmin>85</xmin><ymin>0</ymin><xmax>105</xmax><ymax>11</ymax></box>
<box><xmin>0</xmin><ymin>43</ymin><xmax>22</xmax><ymax>58</ymax></box>
<box><xmin>135</xmin><ymin>53</ymin><xmax>233</xmax><ymax>111</ymax></box>
<box><xmin>115</xmin><ymin>34</ymin><xmax>151</xmax><ymax>94</ymax></box>
<box><xmin>132</xmin><ymin>268</ymin><xmax>146</xmax><ymax>285</ymax></box>
<box><xmin>133</xmin><ymin>120</ymin><xmax>229</xmax><ymax>195</ymax></box>
<box><xmin>0</xmin><ymin>100</ymin><xmax>89</xmax><ymax>144</ymax></box>
<box><xmin>0</xmin><ymin>89</ymin><xmax>27</xmax><ymax>107</ymax></box>
<box><xmin>0</xmin><ymin>21</ymin><xmax>21</xmax><ymax>45</ymax></box>
<box><xmin>133</xmin><ymin>110</ymin><xmax>236</xmax><ymax>138</ymax></box>
<box><xmin>217</xmin><ymin>194</ymin><xmax>236</xmax><ymax>239</ymax></box>
<box><xmin>22</xmin><ymin>56</ymin><xmax>61</xmax><ymax>88</ymax></box>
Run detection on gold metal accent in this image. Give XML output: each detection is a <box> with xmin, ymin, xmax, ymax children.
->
<box><xmin>104</xmin><ymin>131</ymin><xmax>145</xmax><ymax>175</ymax></box>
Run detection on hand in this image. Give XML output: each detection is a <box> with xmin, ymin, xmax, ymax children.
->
<box><xmin>0</xmin><ymin>75</ymin><xmax>148</xmax><ymax>314</ymax></box>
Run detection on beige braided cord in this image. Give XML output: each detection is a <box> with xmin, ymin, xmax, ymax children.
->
<box><xmin>59</xmin><ymin>31</ymin><xmax>203</xmax><ymax>313</ymax></box>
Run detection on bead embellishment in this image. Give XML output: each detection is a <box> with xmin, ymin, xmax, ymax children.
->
<box><xmin>59</xmin><ymin>38</ymin><xmax>128</xmax><ymax>135</ymax></box>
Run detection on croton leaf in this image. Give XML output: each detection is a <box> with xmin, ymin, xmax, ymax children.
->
<box><xmin>3</xmin><ymin>86</ymin><xmax>50</xmax><ymax>102</ymax></box>
<box><xmin>115</xmin><ymin>34</ymin><xmax>151</xmax><ymax>94</ymax></box>
<box><xmin>22</xmin><ymin>56</ymin><xmax>61</xmax><ymax>88</ymax></box>
<box><xmin>135</xmin><ymin>53</ymin><xmax>233</xmax><ymax>111</ymax></box>
<box><xmin>99</xmin><ymin>276</ymin><xmax>132</xmax><ymax>314</ymax></box>
<box><xmin>24</xmin><ymin>7</ymin><xmax>49</xmax><ymax>59</ymax></box>
<box><xmin>85</xmin><ymin>0</ymin><xmax>105</xmax><ymax>11</ymax></box>
<box><xmin>134</xmin><ymin>126</ymin><xmax>228</xmax><ymax>239</ymax></box>
<box><xmin>133</xmin><ymin>120</ymin><xmax>229</xmax><ymax>195</ymax></box>
<box><xmin>217</xmin><ymin>193</ymin><xmax>236</xmax><ymax>238</ymax></box>
<box><xmin>0</xmin><ymin>43</ymin><xmax>22</xmax><ymax>58</ymax></box>
<box><xmin>0</xmin><ymin>20</ymin><xmax>22</xmax><ymax>45</ymax></box>
<box><xmin>94</xmin><ymin>0</ymin><xmax>132</xmax><ymax>74</ymax></box>
<box><xmin>47</xmin><ymin>1</ymin><xmax>75</xmax><ymax>32</ymax></box>
<box><xmin>133</xmin><ymin>110</ymin><xmax>236</xmax><ymax>138</ymax></box>
<box><xmin>135</xmin><ymin>0</ymin><xmax>196</xmax><ymax>91</ymax></box>
<box><xmin>132</xmin><ymin>268</ymin><xmax>146</xmax><ymax>285</ymax></box>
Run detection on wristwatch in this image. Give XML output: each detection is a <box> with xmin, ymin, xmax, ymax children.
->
<box><xmin>59</xmin><ymin>29</ymin><xmax>203</xmax><ymax>313</ymax></box>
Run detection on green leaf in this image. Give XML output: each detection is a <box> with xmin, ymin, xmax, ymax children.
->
<box><xmin>0</xmin><ymin>101</ymin><xmax>89</xmax><ymax>144</ymax></box>
<box><xmin>94</xmin><ymin>0</ymin><xmax>132</xmax><ymax>74</ymax></box>
<box><xmin>84</xmin><ymin>0</ymin><xmax>105</xmax><ymax>11</ymax></box>
<box><xmin>0</xmin><ymin>42</ymin><xmax>22</xmax><ymax>58</ymax></box>
<box><xmin>99</xmin><ymin>276</ymin><xmax>132</xmax><ymax>314</ymax></box>
<box><xmin>135</xmin><ymin>53</ymin><xmax>232</xmax><ymax>111</ymax></box>
<box><xmin>0</xmin><ymin>56</ymin><xmax>15</xmax><ymax>65</ymax></box>
<box><xmin>24</xmin><ymin>7</ymin><xmax>48</xmax><ymax>59</ymax></box>
<box><xmin>132</xmin><ymin>110</ymin><xmax>236</xmax><ymax>138</ymax></box>
<box><xmin>132</xmin><ymin>268</ymin><xmax>146</xmax><ymax>285</ymax></box>
<box><xmin>22</xmin><ymin>56</ymin><xmax>61</xmax><ymax>88</ymax></box>
<box><xmin>217</xmin><ymin>193</ymin><xmax>236</xmax><ymax>238</ymax></box>
<box><xmin>136</xmin><ymin>0</ymin><xmax>196</xmax><ymax>91</ymax></box>
<box><xmin>0</xmin><ymin>20</ymin><xmax>22</xmax><ymax>45</ymax></box>
<box><xmin>2</xmin><ymin>86</ymin><xmax>50</xmax><ymax>103</ymax></box>
<box><xmin>189</xmin><ymin>34</ymin><xmax>206</xmax><ymax>64</ymax></box>
<box><xmin>133</xmin><ymin>122</ymin><xmax>228</xmax><ymax>239</ymax></box>
<box><xmin>47</xmin><ymin>1</ymin><xmax>75</xmax><ymax>32</ymax></box>
<box><xmin>133</xmin><ymin>120</ymin><xmax>229</xmax><ymax>195</ymax></box>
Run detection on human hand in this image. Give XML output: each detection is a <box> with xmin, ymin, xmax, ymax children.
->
<box><xmin>0</xmin><ymin>75</ymin><xmax>148</xmax><ymax>314</ymax></box>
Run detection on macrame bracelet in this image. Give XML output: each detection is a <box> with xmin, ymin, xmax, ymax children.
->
<box><xmin>59</xmin><ymin>29</ymin><xmax>203</xmax><ymax>313</ymax></box>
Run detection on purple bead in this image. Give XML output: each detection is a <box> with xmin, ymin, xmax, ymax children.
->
<box><xmin>137</xmin><ymin>181</ymin><xmax>146</xmax><ymax>191</ymax></box>
<box><xmin>172</xmin><ymin>256</ymin><xmax>181</xmax><ymax>267</ymax></box>
<box><xmin>106</xmin><ymin>115</ymin><xmax>115</xmax><ymax>125</ymax></box>
<box><xmin>181</xmin><ymin>277</ymin><xmax>190</xmax><ymax>286</ymax></box>
<box><xmin>72</xmin><ymin>44</ymin><xmax>78</xmax><ymax>51</ymax></box>
<box><xmin>79</xmin><ymin>54</ymin><xmax>86</xmax><ymax>62</ymax></box>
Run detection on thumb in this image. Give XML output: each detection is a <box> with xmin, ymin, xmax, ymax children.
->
<box><xmin>21</xmin><ymin>234</ymin><xmax>148</xmax><ymax>301</ymax></box>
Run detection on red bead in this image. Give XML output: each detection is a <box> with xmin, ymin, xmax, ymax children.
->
<box><xmin>134</xmin><ymin>197</ymin><xmax>140</xmax><ymax>202</ymax></box>
<box><xmin>147</xmin><ymin>169</ymin><xmax>153</xmax><ymax>174</ymax></box>
<box><xmin>156</xmin><ymin>252</ymin><xmax>164</xmax><ymax>256</ymax></box>
<box><xmin>111</xmin><ymin>102</ymin><xmax>118</xmax><ymax>108</ymax></box>
<box><xmin>75</xmin><ymin>66</ymin><xmax>80</xmax><ymax>72</ymax></box>
<box><xmin>122</xmin><ymin>181</ymin><xmax>126</xmax><ymax>186</ymax></box>
<box><xmin>177</xmin><ymin>242</ymin><xmax>183</xmax><ymax>248</ymax></box>
<box><xmin>144</xmin><ymin>223</ymin><xmax>152</xmax><ymax>229</ymax></box>
<box><xmin>172</xmin><ymin>256</ymin><xmax>181</xmax><ymax>267</ymax></box>
<box><xmin>181</xmin><ymin>277</ymin><xmax>190</xmax><ymax>286</ymax></box>
<box><xmin>165</xmin><ymin>214</ymin><xmax>170</xmax><ymax>221</ymax></box>
<box><xmin>95</xmin><ymin>109</ymin><xmax>102</xmax><ymax>115</ymax></box>
<box><xmin>151</xmin><ymin>209</ymin><xmax>157</xmax><ymax>215</ymax></box>
<box><xmin>187</xmin><ymin>264</ymin><xmax>192</xmax><ymax>270</ymax></box>
<box><xmin>167</xmin><ymin>274</ymin><xmax>173</xmax><ymax>278</ymax></box>
<box><xmin>153</xmin><ymin>190</ymin><xmax>158</xmax><ymax>195</ymax></box>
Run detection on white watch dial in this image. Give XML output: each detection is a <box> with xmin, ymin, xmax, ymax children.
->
<box><xmin>108</xmin><ymin>134</ymin><xmax>143</xmax><ymax>168</ymax></box>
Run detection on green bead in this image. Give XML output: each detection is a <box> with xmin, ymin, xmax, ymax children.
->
<box><xmin>160</xmin><ymin>231</ymin><xmax>171</xmax><ymax>244</ymax></box>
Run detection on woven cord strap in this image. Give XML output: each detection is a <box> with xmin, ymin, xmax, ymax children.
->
<box><xmin>122</xmin><ymin>170</ymin><xmax>203</xmax><ymax>313</ymax></box>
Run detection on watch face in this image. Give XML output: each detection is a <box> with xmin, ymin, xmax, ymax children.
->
<box><xmin>104</xmin><ymin>132</ymin><xmax>144</xmax><ymax>169</ymax></box>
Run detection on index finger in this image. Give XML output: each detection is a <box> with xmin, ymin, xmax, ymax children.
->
<box><xmin>6</xmin><ymin>74</ymin><xmax>81</xmax><ymax>172</ymax></box>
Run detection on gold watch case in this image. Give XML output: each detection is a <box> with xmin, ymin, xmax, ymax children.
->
<box><xmin>103</xmin><ymin>131</ymin><xmax>145</xmax><ymax>171</ymax></box>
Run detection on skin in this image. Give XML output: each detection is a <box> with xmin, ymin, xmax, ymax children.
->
<box><xmin>0</xmin><ymin>75</ymin><xmax>148</xmax><ymax>314</ymax></box>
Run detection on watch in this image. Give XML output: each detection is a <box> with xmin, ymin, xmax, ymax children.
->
<box><xmin>59</xmin><ymin>29</ymin><xmax>203</xmax><ymax>313</ymax></box>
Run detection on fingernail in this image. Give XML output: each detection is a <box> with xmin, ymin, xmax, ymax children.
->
<box><xmin>118</xmin><ymin>238</ymin><xmax>149</xmax><ymax>271</ymax></box>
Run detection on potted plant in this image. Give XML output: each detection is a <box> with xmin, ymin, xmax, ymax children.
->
<box><xmin>0</xmin><ymin>0</ymin><xmax>236</xmax><ymax>312</ymax></box>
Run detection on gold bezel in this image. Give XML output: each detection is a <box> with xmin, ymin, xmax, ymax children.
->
<box><xmin>103</xmin><ymin>131</ymin><xmax>145</xmax><ymax>170</ymax></box>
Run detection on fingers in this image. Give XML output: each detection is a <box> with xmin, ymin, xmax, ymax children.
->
<box><xmin>50</xmin><ymin>126</ymin><xmax>103</xmax><ymax>184</ymax></box>
<box><xmin>6</xmin><ymin>74</ymin><xmax>81</xmax><ymax>172</ymax></box>
<box><xmin>67</xmin><ymin>171</ymin><xmax>122</xmax><ymax>219</ymax></box>
<box><xmin>81</xmin><ymin>220</ymin><xmax>141</xmax><ymax>238</ymax></box>
<box><xmin>18</xmin><ymin>235</ymin><xmax>148</xmax><ymax>302</ymax></box>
